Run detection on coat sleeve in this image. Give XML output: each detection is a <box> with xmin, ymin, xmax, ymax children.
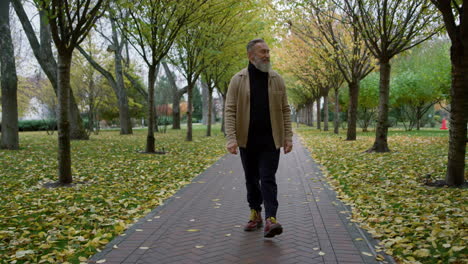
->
<box><xmin>224</xmin><ymin>75</ymin><xmax>239</xmax><ymax>147</ymax></box>
<box><xmin>280</xmin><ymin>76</ymin><xmax>293</xmax><ymax>142</ymax></box>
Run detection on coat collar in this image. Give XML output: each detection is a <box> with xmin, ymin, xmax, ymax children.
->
<box><xmin>239</xmin><ymin>67</ymin><xmax>278</xmax><ymax>78</ymax></box>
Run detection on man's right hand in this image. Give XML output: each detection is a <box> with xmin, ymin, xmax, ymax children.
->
<box><xmin>227</xmin><ymin>142</ymin><xmax>238</xmax><ymax>155</ymax></box>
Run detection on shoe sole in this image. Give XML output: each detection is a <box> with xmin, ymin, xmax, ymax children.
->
<box><xmin>244</xmin><ymin>223</ymin><xmax>263</xmax><ymax>232</ymax></box>
<box><xmin>264</xmin><ymin>225</ymin><xmax>283</xmax><ymax>238</ymax></box>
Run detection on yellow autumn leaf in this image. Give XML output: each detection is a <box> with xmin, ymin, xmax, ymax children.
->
<box><xmin>452</xmin><ymin>246</ymin><xmax>465</xmax><ymax>252</ymax></box>
<box><xmin>413</xmin><ymin>249</ymin><xmax>431</xmax><ymax>258</ymax></box>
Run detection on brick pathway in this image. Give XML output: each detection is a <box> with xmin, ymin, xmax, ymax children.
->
<box><xmin>89</xmin><ymin>136</ymin><xmax>395</xmax><ymax>264</ymax></box>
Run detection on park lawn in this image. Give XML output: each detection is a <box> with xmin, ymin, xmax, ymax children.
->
<box><xmin>296</xmin><ymin>126</ymin><xmax>467</xmax><ymax>264</ymax></box>
<box><xmin>0</xmin><ymin>126</ymin><xmax>226</xmax><ymax>263</ymax></box>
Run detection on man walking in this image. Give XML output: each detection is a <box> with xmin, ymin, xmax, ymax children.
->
<box><xmin>224</xmin><ymin>38</ymin><xmax>293</xmax><ymax>238</ymax></box>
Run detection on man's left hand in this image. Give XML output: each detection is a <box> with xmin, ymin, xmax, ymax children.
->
<box><xmin>283</xmin><ymin>140</ymin><xmax>293</xmax><ymax>154</ymax></box>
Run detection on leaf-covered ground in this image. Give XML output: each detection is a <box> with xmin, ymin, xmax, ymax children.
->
<box><xmin>0</xmin><ymin>126</ymin><xmax>225</xmax><ymax>263</ymax></box>
<box><xmin>297</xmin><ymin>127</ymin><xmax>467</xmax><ymax>264</ymax></box>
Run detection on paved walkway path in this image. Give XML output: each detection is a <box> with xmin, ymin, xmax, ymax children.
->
<box><xmin>89</xmin><ymin>136</ymin><xmax>394</xmax><ymax>264</ymax></box>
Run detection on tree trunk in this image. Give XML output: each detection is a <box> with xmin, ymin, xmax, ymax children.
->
<box><xmin>207</xmin><ymin>88</ymin><xmax>213</xmax><ymax>137</ymax></box>
<box><xmin>186</xmin><ymin>82</ymin><xmax>193</xmax><ymax>141</ymax></box>
<box><xmin>368</xmin><ymin>59</ymin><xmax>391</xmax><ymax>152</ymax></box>
<box><xmin>173</xmin><ymin>101</ymin><xmax>181</xmax><ymax>129</ymax></box>
<box><xmin>305</xmin><ymin>104</ymin><xmax>308</xmax><ymax>125</ymax></box>
<box><xmin>12</xmin><ymin>1</ymin><xmax>88</xmax><ymax>140</ymax></box>
<box><xmin>146</xmin><ymin>65</ymin><xmax>156</xmax><ymax>153</ymax></box>
<box><xmin>111</xmin><ymin>18</ymin><xmax>132</xmax><ymax>135</ymax></box>
<box><xmin>57</xmin><ymin>52</ymin><xmax>73</xmax><ymax>184</ymax></box>
<box><xmin>362</xmin><ymin>108</ymin><xmax>369</xmax><ymax>132</ymax></box>
<box><xmin>305</xmin><ymin>105</ymin><xmax>308</xmax><ymax>125</ymax></box>
<box><xmin>316</xmin><ymin>97</ymin><xmax>321</xmax><ymax>130</ymax></box>
<box><xmin>298</xmin><ymin>108</ymin><xmax>302</xmax><ymax>124</ymax></box>
<box><xmin>0</xmin><ymin>0</ymin><xmax>19</xmax><ymax>150</ymax></box>
<box><xmin>68</xmin><ymin>90</ymin><xmax>89</xmax><ymax>140</ymax></box>
<box><xmin>323</xmin><ymin>95</ymin><xmax>329</xmax><ymax>131</ymax></box>
<box><xmin>346</xmin><ymin>81</ymin><xmax>359</xmax><ymax>140</ymax></box>
<box><xmin>446</xmin><ymin>43</ymin><xmax>467</xmax><ymax>186</ymax></box>
<box><xmin>154</xmin><ymin>107</ymin><xmax>159</xmax><ymax>133</ymax></box>
<box><xmin>162</xmin><ymin>62</ymin><xmax>184</xmax><ymax>129</ymax></box>
<box><xmin>88</xmin><ymin>78</ymin><xmax>95</xmax><ymax>132</ymax></box>
<box><xmin>334</xmin><ymin>88</ymin><xmax>340</xmax><ymax>134</ymax></box>
<box><xmin>202</xmin><ymin>81</ymin><xmax>209</xmax><ymax>125</ymax></box>
<box><xmin>416</xmin><ymin>106</ymin><xmax>421</xmax><ymax>130</ymax></box>
<box><xmin>221</xmin><ymin>93</ymin><xmax>226</xmax><ymax>134</ymax></box>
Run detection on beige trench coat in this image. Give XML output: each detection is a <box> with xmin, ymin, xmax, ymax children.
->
<box><xmin>224</xmin><ymin>67</ymin><xmax>293</xmax><ymax>149</ymax></box>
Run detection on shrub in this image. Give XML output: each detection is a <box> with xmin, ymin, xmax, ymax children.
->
<box><xmin>18</xmin><ymin>119</ymin><xmax>57</xmax><ymax>131</ymax></box>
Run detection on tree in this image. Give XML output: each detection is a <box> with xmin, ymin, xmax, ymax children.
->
<box><xmin>169</xmin><ymin>0</ymin><xmax>243</xmax><ymax>140</ymax></box>
<box><xmin>277</xmin><ymin>32</ymin><xmax>343</xmax><ymax>131</ymax></box>
<box><xmin>71</xmin><ymin>37</ymin><xmax>113</xmax><ymax>133</ymax></box>
<box><xmin>0</xmin><ymin>0</ymin><xmax>19</xmax><ymax>150</ymax></box>
<box><xmin>121</xmin><ymin>0</ymin><xmax>208</xmax><ymax>151</ymax></box>
<box><xmin>391</xmin><ymin>71</ymin><xmax>440</xmax><ymax>130</ymax></box>
<box><xmin>342</xmin><ymin>0</ymin><xmax>442</xmax><ymax>152</ymax></box>
<box><xmin>38</xmin><ymin>0</ymin><xmax>108</xmax><ymax>184</ymax></box>
<box><xmin>199</xmin><ymin>1</ymin><xmax>274</xmax><ymax>135</ymax></box>
<box><xmin>169</xmin><ymin>21</ymin><xmax>207</xmax><ymax>141</ymax></box>
<box><xmin>199</xmin><ymin>2</ymin><xmax>245</xmax><ymax>137</ymax></box>
<box><xmin>77</xmin><ymin>14</ymin><xmax>133</xmax><ymax>135</ymax></box>
<box><xmin>283</xmin><ymin>0</ymin><xmax>373</xmax><ymax>139</ymax></box>
<box><xmin>357</xmin><ymin>73</ymin><xmax>379</xmax><ymax>132</ymax></box>
<box><xmin>430</xmin><ymin>0</ymin><xmax>467</xmax><ymax>186</ymax></box>
<box><xmin>161</xmin><ymin>62</ymin><xmax>187</xmax><ymax>130</ymax></box>
<box><xmin>11</xmin><ymin>0</ymin><xmax>89</xmax><ymax>139</ymax></box>
<box><xmin>192</xmin><ymin>84</ymin><xmax>202</xmax><ymax>122</ymax></box>
<box><xmin>341</xmin><ymin>72</ymin><xmax>379</xmax><ymax>132</ymax></box>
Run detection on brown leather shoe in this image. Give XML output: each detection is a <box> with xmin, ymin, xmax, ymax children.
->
<box><xmin>264</xmin><ymin>217</ymin><xmax>283</xmax><ymax>238</ymax></box>
<box><xmin>244</xmin><ymin>209</ymin><xmax>263</xmax><ymax>231</ymax></box>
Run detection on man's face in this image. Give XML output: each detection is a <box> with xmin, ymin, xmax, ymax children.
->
<box><xmin>248</xmin><ymin>42</ymin><xmax>271</xmax><ymax>72</ymax></box>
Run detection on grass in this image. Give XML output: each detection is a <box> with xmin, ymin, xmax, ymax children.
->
<box><xmin>296</xmin><ymin>125</ymin><xmax>467</xmax><ymax>264</ymax></box>
<box><xmin>0</xmin><ymin>126</ymin><xmax>225</xmax><ymax>263</ymax></box>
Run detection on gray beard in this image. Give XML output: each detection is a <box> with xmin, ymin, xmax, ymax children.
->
<box><xmin>253</xmin><ymin>58</ymin><xmax>271</xmax><ymax>73</ymax></box>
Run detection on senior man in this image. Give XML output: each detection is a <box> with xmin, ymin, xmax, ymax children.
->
<box><xmin>224</xmin><ymin>38</ymin><xmax>293</xmax><ymax>238</ymax></box>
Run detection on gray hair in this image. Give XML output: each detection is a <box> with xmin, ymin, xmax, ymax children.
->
<box><xmin>246</xmin><ymin>38</ymin><xmax>266</xmax><ymax>52</ymax></box>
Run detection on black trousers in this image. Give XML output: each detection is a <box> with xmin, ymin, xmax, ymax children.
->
<box><xmin>239</xmin><ymin>147</ymin><xmax>280</xmax><ymax>219</ymax></box>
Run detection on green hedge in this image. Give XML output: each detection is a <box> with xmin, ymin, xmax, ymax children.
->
<box><xmin>0</xmin><ymin>119</ymin><xmax>58</xmax><ymax>132</ymax></box>
<box><xmin>21</xmin><ymin>119</ymin><xmax>57</xmax><ymax>131</ymax></box>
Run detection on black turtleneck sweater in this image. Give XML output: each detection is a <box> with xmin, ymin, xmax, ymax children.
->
<box><xmin>247</xmin><ymin>62</ymin><xmax>276</xmax><ymax>151</ymax></box>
